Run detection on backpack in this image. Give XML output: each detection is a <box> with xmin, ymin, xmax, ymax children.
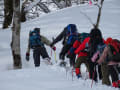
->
<box><xmin>109</xmin><ymin>39</ymin><xmax>120</xmax><ymax>54</ymax></box>
<box><xmin>66</xmin><ymin>24</ymin><xmax>78</xmax><ymax>45</ymax></box>
<box><xmin>77</xmin><ymin>33</ymin><xmax>90</xmax><ymax>53</ymax></box>
<box><xmin>29</xmin><ymin>30</ymin><xmax>44</xmax><ymax>49</ymax></box>
<box><xmin>108</xmin><ymin>39</ymin><xmax>120</xmax><ymax>62</ymax></box>
<box><xmin>79</xmin><ymin>32</ymin><xmax>90</xmax><ymax>43</ymax></box>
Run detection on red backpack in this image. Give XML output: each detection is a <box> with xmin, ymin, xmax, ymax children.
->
<box><xmin>110</xmin><ymin>39</ymin><xmax>120</xmax><ymax>54</ymax></box>
<box><xmin>109</xmin><ymin>39</ymin><xmax>120</xmax><ymax>62</ymax></box>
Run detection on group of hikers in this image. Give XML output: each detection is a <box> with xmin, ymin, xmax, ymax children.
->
<box><xmin>25</xmin><ymin>24</ymin><xmax>120</xmax><ymax>88</ymax></box>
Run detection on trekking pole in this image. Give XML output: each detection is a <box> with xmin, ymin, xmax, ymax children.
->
<box><xmin>65</xmin><ymin>66</ymin><xmax>69</xmax><ymax>78</ymax></box>
<box><xmin>91</xmin><ymin>66</ymin><xmax>96</xmax><ymax>88</ymax></box>
<box><xmin>72</xmin><ymin>65</ymin><xmax>75</xmax><ymax>81</ymax></box>
<box><xmin>72</xmin><ymin>68</ymin><xmax>74</xmax><ymax>81</ymax></box>
<box><xmin>66</xmin><ymin>67</ymin><xmax>67</xmax><ymax>77</ymax></box>
<box><xmin>51</xmin><ymin>48</ymin><xmax>52</xmax><ymax>56</ymax></box>
<box><xmin>54</xmin><ymin>51</ymin><xmax>57</xmax><ymax>63</ymax></box>
<box><xmin>91</xmin><ymin>71</ymin><xmax>95</xmax><ymax>88</ymax></box>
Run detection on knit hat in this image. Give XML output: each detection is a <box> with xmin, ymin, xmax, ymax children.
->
<box><xmin>34</xmin><ymin>28</ymin><xmax>40</xmax><ymax>33</ymax></box>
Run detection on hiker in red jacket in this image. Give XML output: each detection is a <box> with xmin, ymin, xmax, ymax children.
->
<box><xmin>67</xmin><ymin>33</ymin><xmax>90</xmax><ymax>78</ymax></box>
<box><xmin>74</xmin><ymin>28</ymin><xmax>104</xmax><ymax>82</ymax></box>
<box><xmin>74</xmin><ymin>36</ymin><xmax>90</xmax><ymax>78</ymax></box>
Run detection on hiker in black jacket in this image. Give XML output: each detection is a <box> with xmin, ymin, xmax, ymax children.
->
<box><xmin>50</xmin><ymin>24</ymin><xmax>78</xmax><ymax>67</ymax></box>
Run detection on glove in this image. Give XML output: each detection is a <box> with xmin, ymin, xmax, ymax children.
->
<box><xmin>66</xmin><ymin>52</ymin><xmax>71</xmax><ymax>58</ymax></box>
<box><xmin>91</xmin><ymin>51</ymin><xmax>99</xmax><ymax>63</ymax></box>
<box><xmin>26</xmin><ymin>53</ymin><xmax>30</xmax><ymax>61</ymax></box>
<box><xmin>52</xmin><ymin>46</ymin><xmax>56</xmax><ymax>51</ymax></box>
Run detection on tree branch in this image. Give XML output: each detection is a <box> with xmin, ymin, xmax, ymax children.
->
<box><xmin>95</xmin><ymin>0</ymin><xmax>104</xmax><ymax>28</ymax></box>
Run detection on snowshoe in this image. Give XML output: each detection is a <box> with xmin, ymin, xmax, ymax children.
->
<box><xmin>44</xmin><ymin>58</ymin><xmax>53</xmax><ymax>65</ymax></box>
<box><xmin>59</xmin><ymin>61</ymin><xmax>66</xmax><ymax>67</ymax></box>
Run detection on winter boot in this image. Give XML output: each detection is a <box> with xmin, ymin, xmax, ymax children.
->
<box><xmin>59</xmin><ymin>61</ymin><xmax>66</xmax><ymax>67</ymax></box>
<box><xmin>75</xmin><ymin>68</ymin><xmax>81</xmax><ymax>79</ymax></box>
<box><xmin>44</xmin><ymin>57</ymin><xmax>52</xmax><ymax>65</ymax></box>
<box><xmin>112</xmin><ymin>82</ymin><xmax>118</xmax><ymax>88</ymax></box>
<box><xmin>117</xmin><ymin>80</ymin><xmax>120</xmax><ymax>88</ymax></box>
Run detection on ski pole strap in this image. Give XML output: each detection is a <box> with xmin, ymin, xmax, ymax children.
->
<box><xmin>54</xmin><ymin>51</ymin><xmax>57</xmax><ymax>63</ymax></box>
<box><xmin>72</xmin><ymin>68</ymin><xmax>74</xmax><ymax>81</ymax></box>
<box><xmin>91</xmin><ymin>66</ymin><xmax>96</xmax><ymax>88</ymax></box>
<box><xmin>91</xmin><ymin>71</ymin><xmax>95</xmax><ymax>88</ymax></box>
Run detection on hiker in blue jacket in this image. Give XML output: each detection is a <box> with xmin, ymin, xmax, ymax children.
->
<box><xmin>50</xmin><ymin>24</ymin><xmax>78</xmax><ymax>67</ymax></box>
<box><xmin>26</xmin><ymin>28</ymin><xmax>56</xmax><ymax>67</ymax></box>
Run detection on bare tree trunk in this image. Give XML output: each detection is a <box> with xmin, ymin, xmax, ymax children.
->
<box><xmin>95</xmin><ymin>0</ymin><xmax>104</xmax><ymax>28</ymax></box>
<box><xmin>0</xmin><ymin>0</ymin><xmax>4</xmax><ymax>26</ymax></box>
<box><xmin>76</xmin><ymin>0</ymin><xmax>80</xmax><ymax>5</ymax></box>
<box><xmin>80</xmin><ymin>0</ymin><xmax>85</xmax><ymax>4</ymax></box>
<box><xmin>21</xmin><ymin>0</ymin><xmax>28</xmax><ymax>22</ymax></box>
<box><xmin>3</xmin><ymin>0</ymin><xmax>13</xmax><ymax>29</ymax></box>
<box><xmin>11</xmin><ymin>0</ymin><xmax>22</xmax><ymax>69</ymax></box>
<box><xmin>37</xmin><ymin>2</ymin><xmax>50</xmax><ymax>13</ymax></box>
<box><xmin>65</xmin><ymin>0</ymin><xmax>71</xmax><ymax>7</ymax></box>
<box><xmin>52</xmin><ymin>0</ymin><xmax>63</xmax><ymax>9</ymax></box>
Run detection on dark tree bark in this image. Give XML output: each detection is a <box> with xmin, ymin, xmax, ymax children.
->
<box><xmin>65</xmin><ymin>0</ymin><xmax>72</xmax><ymax>7</ymax></box>
<box><xmin>3</xmin><ymin>0</ymin><xmax>13</xmax><ymax>29</ymax></box>
<box><xmin>95</xmin><ymin>0</ymin><xmax>104</xmax><ymax>28</ymax></box>
<box><xmin>21</xmin><ymin>4</ymin><xmax>27</xmax><ymax>22</ymax></box>
<box><xmin>11</xmin><ymin>0</ymin><xmax>22</xmax><ymax>69</ymax></box>
<box><xmin>52</xmin><ymin>0</ymin><xmax>63</xmax><ymax>9</ymax></box>
<box><xmin>21</xmin><ymin>0</ymin><xmax>29</xmax><ymax>22</ymax></box>
<box><xmin>37</xmin><ymin>2</ymin><xmax>50</xmax><ymax>13</ymax></box>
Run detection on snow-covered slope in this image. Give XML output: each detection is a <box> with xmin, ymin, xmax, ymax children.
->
<box><xmin>0</xmin><ymin>0</ymin><xmax>120</xmax><ymax>90</ymax></box>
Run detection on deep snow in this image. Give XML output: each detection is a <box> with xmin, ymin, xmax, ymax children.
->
<box><xmin>0</xmin><ymin>0</ymin><xmax>120</xmax><ymax>90</ymax></box>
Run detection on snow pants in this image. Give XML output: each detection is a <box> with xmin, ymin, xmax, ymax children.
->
<box><xmin>75</xmin><ymin>56</ymin><xmax>90</xmax><ymax>72</ymax></box>
<box><xmin>33</xmin><ymin>46</ymin><xmax>49</xmax><ymax>67</ymax></box>
<box><xmin>88</xmin><ymin>61</ymin><xmax>98</xmax><ymax>82</ymax></box>
<box><xmin>108</xmin><ymin>65</ymin><xmax>119</xmax><ymax>83</ymax></box>
<box><xmin>101</xmin><ymin>62</ymin><xmax>111</xmax><ymax>85</ymax></box>
<box><xmin>59</xmin><ymin>44</ymin><xmax>75</xmax><ymax>66</ymax></box>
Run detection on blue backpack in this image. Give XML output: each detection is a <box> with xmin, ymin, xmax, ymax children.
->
<box><xmin>66</xmin><ymin>24</ymin><xmax>78</xmax><ymax>44</ymax></box>
<box><xmin>29</xmin><ymin>30</ymin><xmax>44</xmax><ymax>49</ymax></box>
